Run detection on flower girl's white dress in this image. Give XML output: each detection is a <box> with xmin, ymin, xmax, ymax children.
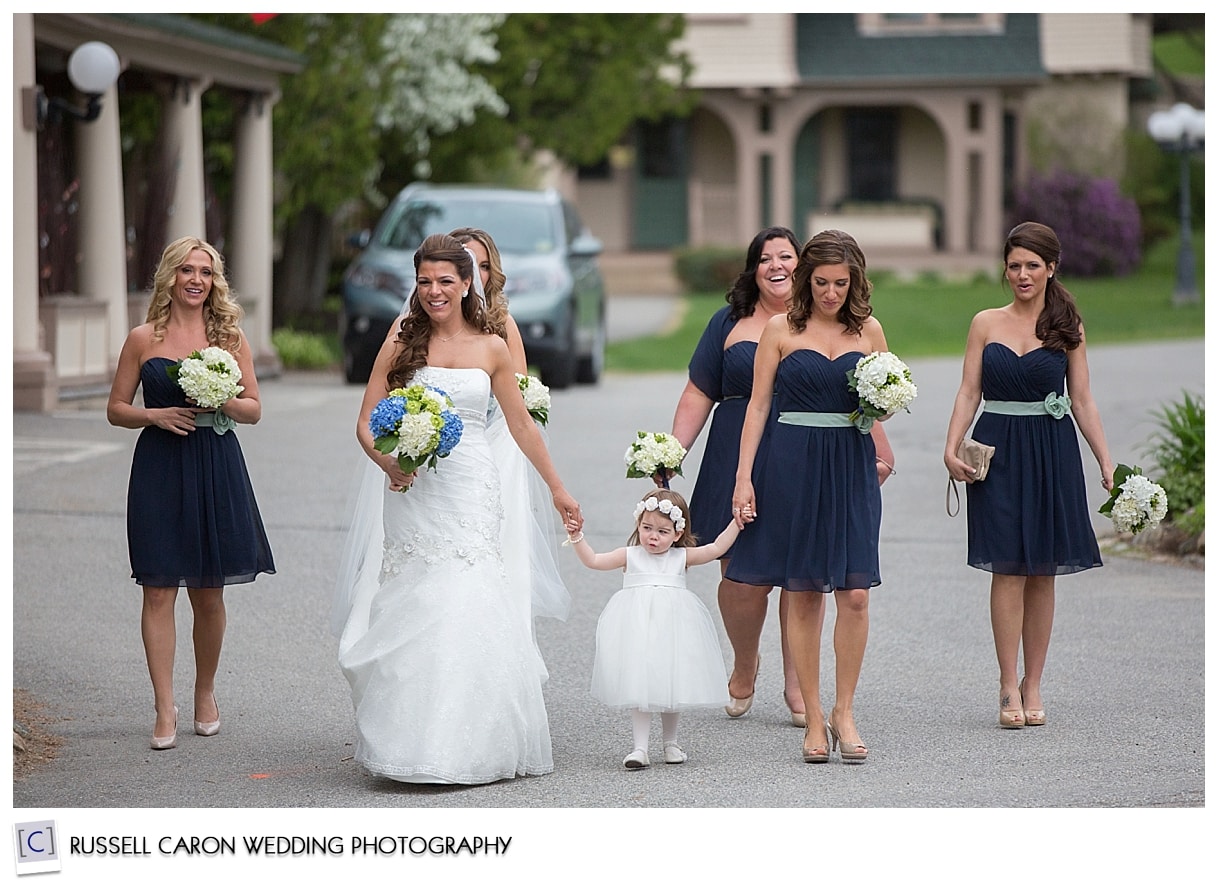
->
<box><xmin>336</xmin><ymin>366</ymin><xmax>554</xmax><ymax>784</ymax></box>
<box><xmin>591</xmin><ymin>546</ymin><xmax>729</xmax><ymax>711</ymax></box>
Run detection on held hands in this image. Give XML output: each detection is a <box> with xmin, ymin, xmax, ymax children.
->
<box><xmin>554</xmin><ymin>490</ymin><xmax>584</xmax><ymax>533</ymax></box>
<box><xmin>731</xmin><ymin>482</ymin><xmax>757</xmax><ymax>529</ymax></box>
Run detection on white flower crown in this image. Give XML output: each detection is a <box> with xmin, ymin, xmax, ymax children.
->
<box><xmin>633</xmin><ymin>496</ymin><xmax>686</xmax><ymax>532</ymax></box>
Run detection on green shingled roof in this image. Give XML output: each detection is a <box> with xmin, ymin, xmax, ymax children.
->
<box><xmin>107</xmin><ymin>13</ymin><xmax>305</xmax><ymax>68</ymax></box>
<box><xmin>796</xmin><ymin>14</ymin><xmax>1046</xmax><ymax>84</ymax></box>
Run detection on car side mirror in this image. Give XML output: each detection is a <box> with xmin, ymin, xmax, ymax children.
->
<box><xmin>569</xmin><ymin>233</ymin><xmax>603</xmax><ymax>257</ymax></box>
<box><xmin>348</xmin><ymin>229</ymin><xmax>372</xmax><ymax>250</ymax></box>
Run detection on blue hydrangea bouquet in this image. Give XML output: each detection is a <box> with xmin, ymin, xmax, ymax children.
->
<box><xmin>370</xmin><ymin>383</ymin><xmax>464</xmax><ymax>484</ymax></box>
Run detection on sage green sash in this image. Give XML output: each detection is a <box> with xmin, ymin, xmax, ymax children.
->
<box><xmin>194</xmin><ymin>411</ymin><xmax>235</xmax><ymax>435</ymax></box>
<box><xmin>983</xmin><ymin>392</ymin><xmax>1072</xmax><ymax>419</ymax></box>
<box><xmin>778</xmin><ymin>412</ymin><xmax>856</xmax><ymax>428</ymax></box>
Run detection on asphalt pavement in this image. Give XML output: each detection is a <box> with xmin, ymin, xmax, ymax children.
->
<box><xmin>6</xmin><ymin>301</ymin><xmax>1207</xmax><ymax>876</ymax></box>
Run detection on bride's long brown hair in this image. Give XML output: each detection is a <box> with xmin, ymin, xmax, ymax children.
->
<box><xmin>385</xmin><ymin>234</ymin><xmax>491</xmax><ymax>390</ymax></box>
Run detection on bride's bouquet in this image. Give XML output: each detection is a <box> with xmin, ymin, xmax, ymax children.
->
<box><xmin>1098</xmin><ymin>463</ymin><xmax>1168</xmax><ymax>535</ymax></box>
<box><xmin>166</xmin><ymin>347</ymin><xmax>243</xmax><ymax>409</ymax></box>
<box><xmin>845</xmin><ymin>350</ymin><xmax>918</xmax><ymax>433</ymax></box>
<box><xmin>516</xmin><ymin>373</ymin><xmax>551</xmax><ymax>426</ymax></box>
<box><xmin>370</xmin><ymin>383</ymin><xmax>464</xmax><ymax>483</ymax></box>
<box><xmin>625</xmin><ymin>430</ymin><xmax>687</xmax><ymax>485</ymax></box>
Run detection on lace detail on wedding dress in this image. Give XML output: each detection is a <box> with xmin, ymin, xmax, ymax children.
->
<box><xmin>379</xmin><ymin>498</ymin><xmax>504</xmax><ymax>579</ymax></box>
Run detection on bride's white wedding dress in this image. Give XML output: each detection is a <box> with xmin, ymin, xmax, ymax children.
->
<box><xmin>336</xmin><ymin>366</ymin><xmax>556</xmax><ymax>784</ymax></box>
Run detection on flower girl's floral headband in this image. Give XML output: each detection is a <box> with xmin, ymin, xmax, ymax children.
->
<box><xmin>634</xmin><ymin>496</ymin><xmax>686</xmax><ymax>532</ymax></box>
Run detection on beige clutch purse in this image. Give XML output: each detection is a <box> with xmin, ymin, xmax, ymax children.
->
<box><xmin>947</xmin><ymin>438</ymin><xmax>996</xmax><ymax>516</ymax></box>
<box><xmin>957</xmin><ymin>437</ymin><xmax>994</xmax><ymax>481</ymax></box>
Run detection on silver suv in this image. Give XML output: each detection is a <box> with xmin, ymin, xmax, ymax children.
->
<box><xmin>340</xmin><ymin>183</ymin><xmax>606</xmax><ymax>389</ymax></box>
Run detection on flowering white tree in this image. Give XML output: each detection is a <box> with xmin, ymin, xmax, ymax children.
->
<box><xmin>376</xmin><ymin>14</ymin><xmax>508</xmax><ymax>180</ymax></box>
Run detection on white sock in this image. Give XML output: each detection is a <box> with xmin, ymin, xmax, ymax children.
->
<box><xmin>661</xmin><ymin>711</ymin><xmax>680</xmax><ymax>744</ymax></box>
<box><xmin>631</xmin><ymin>710</ymin><xmax>652</xmax><ymax>752</ymax></box>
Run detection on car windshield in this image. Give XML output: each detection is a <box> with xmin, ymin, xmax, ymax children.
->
<box><xmin>377</xmin><ymin>197</ymin><xmax>559</xmax><ymax>255</ymax></box>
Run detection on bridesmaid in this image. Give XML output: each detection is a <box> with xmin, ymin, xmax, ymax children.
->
<box><xmin>107</xmin><ymin>236</ymin><xmax>275</xmax><ymax>750</ymax></box>
<box><xmin>944</xmin><ymin>221</ymin><xmax>1113</xmax><ymax>728</ymax></box>
<box><xmin>661</xmin><ymin>227</ymin><xmax>893</xmax><ymax>730</ymax></box>
<box><xmin>726</xmin><ymin>230</ymin><xmax>891</xmax><ymax>764</ymax></box>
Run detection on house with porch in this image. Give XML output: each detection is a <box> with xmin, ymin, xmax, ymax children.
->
<box><xmin>573</xmin><ymin>13</ymin><xmax>1155</xmax><ymax>277</ymax></box>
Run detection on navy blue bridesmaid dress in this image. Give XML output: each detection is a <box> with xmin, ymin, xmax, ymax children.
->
<box><xmin>126</xmin><ymin>357</ymin><xmax>275</xmax><ymax>588</ymax></box>
<box><xmin>725</xmin><ymin>349</ymin><xmax>881</xmax><ymax>592</ymax></box>
<box><xmin>966</xmin><ymin>343</ymin><xmax>1102</xmax><ymax>576</ymax></box>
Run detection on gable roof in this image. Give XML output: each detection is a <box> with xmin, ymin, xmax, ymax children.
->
<box><xmin>796</xmin><ymin>14</ymin><xmax>1046</xmax><ymax>86</ymax></box>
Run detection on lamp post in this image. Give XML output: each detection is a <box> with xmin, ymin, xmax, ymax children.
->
<box><xmin>22</xmin><ymin>41</ymin><xmax>121</xmax><ymax>130</ymax></box>
<box><xmin>1147</xmin><ymin>102</ymin><xmax>1205</xmax><ymax>306</ymax></box>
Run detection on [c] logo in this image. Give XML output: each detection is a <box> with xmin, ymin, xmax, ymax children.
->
<box><xmin>12</xmin><ymin>820</ymin><xmax>62</xmax><ymax>875</ymax></box>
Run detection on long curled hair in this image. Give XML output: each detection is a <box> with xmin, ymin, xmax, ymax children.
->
<box><xmin>386</xmin><ymin>233</ymin><xmax>489</xmax><ymax>390</ymax></box>
<box><xmin>146</xmin><ymin>237</ymin><xmax>243</xmax><ymax>352</ymax></box>
<box><xmin>450</xmin><ymin>227</ymin><xmax>510</xmax><ymax>339</ymax></box>
<box><xmin>1004</xmin><ymin>221</ymin><xmax>1082</xmax><ymax>352</ymax></box>
<box><xmin>726</xmin><ymin>226</ymin><xmax>801</xmax><ymax>320</ymax></box>
<box><xmin>789</xmin><ymin>229</ymin><xmax>873</xmax><ymax>335</ymax></box>
<box><xmin>627</xmin><ymin>489</ymin><xmax>698</xmax><ymax>548</ymax></box>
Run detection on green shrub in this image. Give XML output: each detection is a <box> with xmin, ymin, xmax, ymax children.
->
<box><xmin>1140</xmin><ymin>389</ymin><xmax>1204</xmax><ymax>536</ymax></box>
<box><xmin>272</xmin><ymin>328</ymin><xmax>340</xmax><ymax>370</ymax></box>
<box><xmin>673</xmin><ymin>246</ymin><xmax>745</xmax><ymax>293</ymax></box>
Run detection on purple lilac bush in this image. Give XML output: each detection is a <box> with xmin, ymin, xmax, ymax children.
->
<box><xmin>1009</xmin><ymin>170</ymin><xmax>1142</xmax><ymax>276</ymax></box>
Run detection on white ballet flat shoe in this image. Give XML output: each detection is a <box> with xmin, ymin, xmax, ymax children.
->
<box><xmin>623</xmin><ymin>749</ymin><xmax>650</xmax><ymax>769</ymax></box>
<box><xmin>662</xmin><ymin>741</ymin><xmax>687</xmax><ymax>764</ymax></box>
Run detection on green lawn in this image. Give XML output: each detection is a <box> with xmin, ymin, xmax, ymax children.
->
<box><xmin>606</xmin><ymin>233</ymin><xmax>1204</xmax><ymax>371</ymax></box>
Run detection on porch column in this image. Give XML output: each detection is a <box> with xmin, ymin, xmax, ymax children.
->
<box><xmin>229</xmin><ymin>91</ymin><xmax>282</xmax><ymax>376</ymax></box>
<box><xmin>769</xmin><ymin>135</ymin><xmax>795</xmax><ymax>232</ymax></box>
<box><xmin>942</xmin><ymin>135</ymin><xmax>969</xmax><ymax>254</ymax></box>
<box><xmin>976</xmin><ymin>96</ymin><xmax>1005</xmax><ymax>255</ymax></box>
<box><xmin>12</xmin><ymin>13</ymin><xmax>57</xmax><ymax>411</ymax></box>
<box><xmin>162</xmin><ymin>77</ymin><xmax>209</xmax><ymax>244</ymax></box>
<box><xmin>75</xmin><ymin>79</ymin><xmax>130</xmax><ymax>368</ymax></box>
<box><xmin>734</xmin><ymin>126</ymin><xmax>763</xmax><ymax>244</ymax></box>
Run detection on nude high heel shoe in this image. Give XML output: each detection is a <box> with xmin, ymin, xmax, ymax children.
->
<box><xmin>1019</xmin><ymin>679</ymin><xmax>1045</xmax><ymax>726</ymax></box>
<box><xmin>827</xmin><ymin>712</ymin><xmax>868</xmax><ymax>763</ymax></box>
<box><xmin>194</xmin><ymin>695</ymin><xmax>220</xmax><ymax>737</ymax></box>
<box><xmin>724</xmin><ymin>655</ymin><xmax>759</xmax><ymax>718</ymax></box>
<box><xmin>801</xmin><ymin>724</ymin><xmax>830</xmax><ymax>764</ymax></box>
<box><xmin>150</xmin><ymin>706</ymin><xmax>178</xmax><ymax>750</ymax></box>
<box><xmin>999</xmin><ymin>686</ymin><xmax>1025</xmax><ymax>729</ymax></box>
<box><xmin>784</xmin><ymin>691</ymin><xmax>807</xmax><ymax>728</ymax></box>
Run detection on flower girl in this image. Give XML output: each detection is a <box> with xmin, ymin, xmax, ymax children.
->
<box><xmin>565</xmin><ymin>489</ymin><xmax>738</xmax><ymax>768</ymax></box>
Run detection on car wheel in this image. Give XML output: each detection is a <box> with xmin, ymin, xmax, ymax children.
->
<box><xmin>540</xmin><ymin>350</ymin><xmax>576</xmax><ymax>390</ymax></box>
<box><xmin>576</xmin><ymin>309</ymin><xmax>606</xmax><ymax>385</ymax></box>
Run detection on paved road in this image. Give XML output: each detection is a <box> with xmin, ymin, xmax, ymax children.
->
<box><xmin>7</xmin><ymin>328</ymin><xmax>1206</xmax><ymax>875</ymax></box>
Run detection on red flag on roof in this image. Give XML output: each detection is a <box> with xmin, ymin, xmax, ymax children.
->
<box><xmin>249</xmin><ymin>14</ymin><xmax>278</xmax><ymax>24</ymax></box>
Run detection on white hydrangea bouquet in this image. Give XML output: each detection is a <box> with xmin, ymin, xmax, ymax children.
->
<box><xmin>1098</xmin><ymin>463</ymin><xmax>1168</xmax><ymax>535</ymax></box>
<box><xmin>845</xmin><ymin>350</ymin><xmax>918</xmax><ymax>434</ymax></box>
<box><xmin>166</xmin><ymin>347</ymin><xmax>244</xmax><ymax>409</ymax></box>
<box><xmin>516</xmin><ymin>373</ymin><xmax>552</xmax><ymax>426</ymax></box>
<box><xmin>369</xmin><ymin>383</ymin><xmax>464</xmax><ymax>486</ymax></box>
<box><xmin>625</xmin><ymin>430</ymin><xmax>687</xmax><ymax>488</ymax></box>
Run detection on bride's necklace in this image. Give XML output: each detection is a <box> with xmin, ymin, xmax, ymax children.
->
<box><xmin>436</xmin><ymin>326</ymin><xmax>467</xmax><ymax>343</ymax></box>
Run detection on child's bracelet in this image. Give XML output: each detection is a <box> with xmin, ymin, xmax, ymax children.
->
<box><xmin>876</xmin><ymin>457</ymin><xmax>895</xmax><ymax>476</ymax></box>
<box><xmin>563</xmin><ymin>532</ymin><xmax>585</xmax><ymax>546</ymax></box>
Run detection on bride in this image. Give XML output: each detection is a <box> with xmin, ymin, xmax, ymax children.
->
<box><xmin>334</xmin><ymin>233</ymin><xmax>582</xmax><ymax>785</ymax></box>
